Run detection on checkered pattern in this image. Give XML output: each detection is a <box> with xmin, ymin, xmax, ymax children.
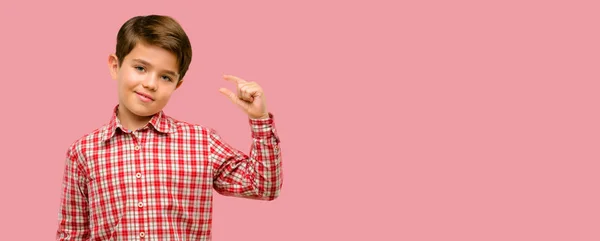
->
<box><xmin>56</xmin><ymin>105</ymin><xmax>282</xmax><ymax>240</ymax></box>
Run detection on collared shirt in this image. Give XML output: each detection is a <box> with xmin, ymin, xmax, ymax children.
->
<box><xmin>56</xmin><ymin>105</ymin><xmax>282</xmax><ymax>240</ymax></box>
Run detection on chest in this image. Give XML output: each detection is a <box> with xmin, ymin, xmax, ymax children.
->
<box><xmin>85</xmin><ymin>132</ymin><xmax>212</xmax><ymax>198</ymax></box>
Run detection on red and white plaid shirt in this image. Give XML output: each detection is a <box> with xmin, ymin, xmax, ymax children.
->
<box><xmin>56</xmin><ymin>105</ymin><xmax>282</xmax><ymax>240</ymax></box>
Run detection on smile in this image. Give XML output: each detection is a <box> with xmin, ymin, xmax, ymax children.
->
<box><xmin>135</xmin><ymin>92</ymin><xmax>154</xmax><ymax>102</ymax></box>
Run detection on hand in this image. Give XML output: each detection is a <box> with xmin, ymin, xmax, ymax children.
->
<box><xmin>219</xmin><ymin>74</ymin><xmax>269</xmax><ymax>119</ymax></box>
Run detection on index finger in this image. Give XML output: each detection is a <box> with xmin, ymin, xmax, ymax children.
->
<box><xmin>223</xmin><ymin>74</ymin><xmax>247</xmax><ymax>84</ymax></box>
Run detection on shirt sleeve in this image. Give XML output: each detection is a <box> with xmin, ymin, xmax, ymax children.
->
<box><xmin>209</xmin><ymin>113</ymin><xmax>283</xmax><ymax>201</ymax></box>
<box><xmin>56</xmin><ymin>145</ymin><xmax>90</xmax><ymax>240</ymax></box>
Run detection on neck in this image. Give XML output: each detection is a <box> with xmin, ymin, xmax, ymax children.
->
<box><xmin>117</xmin><ymin>105</ymin><xmax>153</xmax><ymax>131</ymax></box>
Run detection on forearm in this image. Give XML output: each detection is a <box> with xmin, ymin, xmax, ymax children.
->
<box><xmin>246</xmin><ymin>129</ymin><xmax>282</xmax><ymax>200</ymax></box>
<box><xmin>56</xmin><ymin>149</ymin><xmax>90</xmax><ymax>240</ymax></box>
<box><xmin>211</xmin><ymin>113</ymin><xmax>283</xmax><ymax>200</ymax></box>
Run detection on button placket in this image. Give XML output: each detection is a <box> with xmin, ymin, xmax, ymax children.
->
<box><xmin>136</xmin><ymin>131</ymin><xmax>150</xmax><ymax>240</ymax></box>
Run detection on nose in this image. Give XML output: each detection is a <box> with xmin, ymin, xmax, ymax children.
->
<box><xmin>142</xmin><ymin>74</ymin><xmax>158</xmax><ymax>91</ymax></box>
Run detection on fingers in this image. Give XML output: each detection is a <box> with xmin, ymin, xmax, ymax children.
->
<box><xmin>218</xmin><ymin>87</ymin><xmax>237</xmax><ymax>101</ymax></box>
<box><xmin>221</xmin><ymin>74</ymin><xmax>263</xmax><ymax>104</ymax></box>
<box><xmin>218</xmin><ymin>84</ymin><xmax>255</xmax><ymax>104</ymax></box>
<box><xmin>224</xmin><ymin>74</ymin><xmax>251</xmax><ymax>101</ymax></box>
<box><xmin>220</xmin><ymin>75</ymin><xmax>267</xmax><ymax>118</ymax></box>
<box><xmin>223</xmin><ymin>74</ymin><xmax>247</xmax><ymax>85</ymax></box>
<box><xmin>238</xmin><ymin>83</ymin><xmax>256</xmax><ymax>102</ymax></box>
<box><xmin>219</xmin><ymin>88</ymin><xmax>250</xmax><ymax>109</ymax></box>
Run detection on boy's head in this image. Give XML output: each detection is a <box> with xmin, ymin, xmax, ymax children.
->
<box><xmin>108</xmin><ymin>15</ymin><xmax>192</xmax><ymax>118</ymax></box>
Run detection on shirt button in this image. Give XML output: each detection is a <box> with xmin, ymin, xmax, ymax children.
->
<box><xmin>139</xmin><ymin>232</ymin><xmax>145</xmax><ymax>238</ymax></box>
<box><xmin>134</xmin><ymin>145</ymin><xmax>140</xmax><ymax>151</ymax></box>
<box><xmin>138</xmin><ymin>202</ymin><xmax>145</xmax><ymax>208</ymax></box>
<box><xmin>135</xmin><ymin>173</ymin><xmax>142</xmax><ymax>178</ymax></box>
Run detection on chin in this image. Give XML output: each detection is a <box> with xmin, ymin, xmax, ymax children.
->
<box><xmin>133</xmin><ymin>107</ymin><xmax>158</xmax><ymax>117</ymax></box>
<box><xmin>137</xmin><ymin>106</ymin><xmax>160</xmax><ymax>117</ymax></box>
<box><xmin>125</xmin><ymin>101</ymin><xmax>160</xmax><ymax>117</ymax></box>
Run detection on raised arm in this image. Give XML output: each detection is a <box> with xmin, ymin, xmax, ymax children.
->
<box><xmin>210</xmin><ymin>115</ymin><xmax>282</xmax><ymax>200</ymax></box>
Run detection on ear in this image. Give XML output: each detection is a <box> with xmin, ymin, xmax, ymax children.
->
<box><xmin>176</xmin><ymin>79</ymin><xmax>184</xmax><ymax>89</ymax></box>
<box><xmin>108</xmin><ymin>54</ymin><xmax>120</xmax><ymax>80</ymax></box>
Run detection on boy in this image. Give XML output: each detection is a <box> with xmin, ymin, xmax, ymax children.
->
<box><xmin>56</xmin><ymin>15</ymin><xmax>282</xmax><ymax>240</ymax></box>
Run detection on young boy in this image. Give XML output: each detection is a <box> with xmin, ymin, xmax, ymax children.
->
<box><xmin>56</xmin><ymin>15</ymin><xmax>282</xmax><ymax>240</ymax></box>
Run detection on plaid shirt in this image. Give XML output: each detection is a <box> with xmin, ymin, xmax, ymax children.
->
<box><xmin>56</xmin><ymin>105</ymin><xmax>282</xmax><ymax>240</ymax></box>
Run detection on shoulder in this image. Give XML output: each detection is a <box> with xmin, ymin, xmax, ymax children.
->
<box><xmin>163</xmin><ymin>114</ymin><xmax>218</xmax><ymax>137</ymax></box>
<box><xmin>65</xmin><ymin>124</ymin><xmax>108</xmax><ymax>158</ymax></box>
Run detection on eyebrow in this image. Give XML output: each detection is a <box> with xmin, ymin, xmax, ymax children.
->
<box><xmin>132</xmin><ymin>58</ymin><xmax>179</xmax><ymax>78</ymax></box>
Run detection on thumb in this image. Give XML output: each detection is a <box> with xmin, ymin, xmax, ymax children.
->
<box><xmin>219</xmin><ymin>88</ymin><xmax>249</xmax><ymax>109</ymax></box>
<box><xmin>219</xmin><ymin>87</ymin><xmax>236</xmax><ymax>99</ymax></box>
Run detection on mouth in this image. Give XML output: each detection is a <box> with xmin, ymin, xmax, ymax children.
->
<box><xmin>135</xmin><ymin>91</ymin><xmax>154</xmax><ymax>102</ymax></box>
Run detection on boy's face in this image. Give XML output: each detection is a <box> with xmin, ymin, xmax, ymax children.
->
<box><xmin>108</xmin><ymin>42</ymin><xmax>183</xmax><ymax>118</ymax></box>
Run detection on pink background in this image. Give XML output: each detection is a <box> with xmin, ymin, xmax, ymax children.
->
<box><xmin>0</xmin><ymin>0</ymin><xmax>599</xmax><ymax>240</ymax></box>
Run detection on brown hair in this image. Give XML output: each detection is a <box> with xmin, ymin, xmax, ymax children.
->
<box><xmin>115</xmin><ymin>15</ymin><xmax>192</xmax><ymax>82</ymax></box>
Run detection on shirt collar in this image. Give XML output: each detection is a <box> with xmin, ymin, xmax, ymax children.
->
<box><xmin>101</xmin><ymin>104</ymin><xmax>173</xmax><ymax>142</ymax></box>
